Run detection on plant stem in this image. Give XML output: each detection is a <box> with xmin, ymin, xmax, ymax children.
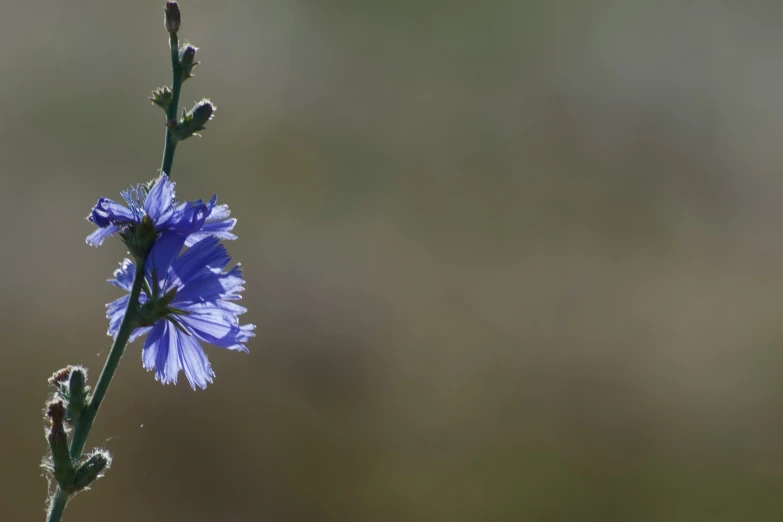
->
<box><xmin>47</xmin><ymin>255</ymin><xmax>147</xmax><ymax>522</ymax></box>
<box><xmin>160</xmin><ymin>32</ymin><xmax>182</xmax><ymax>177</ymax></box>
<box><xmin>69</xmin><ymin>261</ymin><xmax>146</xmax><ymax>460</ymax></box>
<box><xmin>46</xmin><ymin>489</ymin><xmax>68</xmax><ymax>522</ymax></box>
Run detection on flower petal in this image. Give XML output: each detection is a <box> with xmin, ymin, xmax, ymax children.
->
<box><xmin>173</xmin><ymin>267</ymin><xmax>244</xmax><ymax>303</ymax></box>
<box><xmin>142</xmin><ymin>322</ymin><xmax>166</xmax><ymax>372</ymax></box>
<box><xmin>145</xmin><ymin>234</ymin><xmax>187</xmax><ymax>286</ymax></box>
<box><xmin>88</xmin><ymin>197</ymin><xmax>136</xmax><ymax>227</ymax></box>
<box><xmin>162</xmin><ymin>200</ymin><xmax>209</xmax><ymax>235</ymax></box>
<box><xmin>129</xmin><ymin>326</ymin><xmax>153</xmax><ymax>343</ymax></box>
<box><xmin>142</xmin><ymin>321</ymin><xmax>182</xmax><ymax>385</ymax></box>
<box><xmin>205</xmin><ymin>201</ymin><xmax>230</xmax><ymax>222</ymax></box>
<box><xmin>182</xmin><ymin>199</ymin><xmax>236</xmax><ymax>246</ymax></box>
<box><xmin>108</xmin><ymin>259</ymin><xmax>135</xmax><ymax>291</ymax></box>
<box><xmin>212</xmin><ymin>300</ymin><xmax>248</xmax><ymax>315</ymax></box>
<box><xmin>184</xmin><ymin>219</ymin><xmax>238</xmax><ymax>246</ymax></box>
<box><xmin>86</xmin><ymin>224</ymin><xmax>121</xmax><ymax>247</ymax></box>
<box><xmin>179</xmin><ymin>304</ymin><xmax>254</xmax><ymax>352</ymax></box>
<box><xmin>168</xmin><ymin>237</ymin><xmax>230</xmax><ymax>288</ymax></box>
<box><xmin>158</xmin><ymin>321</ymin><xmax>182</xmax><ymax>384</ymax></box>
<box><xmin>106</xmin><ymin>295</ymin><xmax>129</xmax><ymax>338</ymax></box>
<box><xmin>176</xmin><ymin>331</ymin><xmax>214</xmax><ymax>390</ymax></box>
<box><xmin>144</xmin><ymin>174</ymin><xmax>175</xmax><ymax>221</ymax></box>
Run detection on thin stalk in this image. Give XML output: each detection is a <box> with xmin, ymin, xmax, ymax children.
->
<box><xmin>46</xmin><ymin>489</ymin><xmax>68</xmax><ymax>522</ymax></box>
<box><xmin>69</xmin><ymin>261</ymin><xmax>146</xmax><ymax>460</ymax></box>
<box><xmin>160</xmin><ymin>32</ymin><xmax>182</xmax><ymax>177</ymax></box>
<box><xmin>47</xmin><ymin>256</ymin><xmax>147</xmax><ymax>522</ymax></box>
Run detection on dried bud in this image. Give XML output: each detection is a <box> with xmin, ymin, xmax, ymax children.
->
<box><xmin>150</xmin><ymin>86</ymin><xmax>173</xmax><ymax>112</ymax></box>
<box><xmin>48</xmin><ymin>367</ymin><xmax>72</xmax><ymax>387</ymax></box>
<box><xmin>169</xmin><ymin>99</ymin><xmax>215</xmax><ymax>141</ymax></box>
<box><xmin>47</xmin><ymin>400</ymin><xmax>66</xmax><ymax>426</ymax></box>
<box><xmin>45</xmin><ymin>400</ymin><xmax>75</xmax><ymax>487</ymax></box>
<box><xmin>72</xmin><ymin>450</ymin><xmax>112</xmax><ymax>491</ymax></box>
<box><xmin>179</xmin><ymin>44</ymin><xmax>199</xmax><ymax>81</ymax></box>
<box><xmin>164</xmin><ymin>1</ymin><xmax>181</xmax><ymax>34</ymax></box>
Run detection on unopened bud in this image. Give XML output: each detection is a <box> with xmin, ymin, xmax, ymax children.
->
<box><xmin>179</xmin><ymin>44</ymin><xmax>199</xmax><ymax>81</ymax></box>
<box><xmin>66</xmin><ymin>367</ymin><xmax>88</xmax><ymax>423</ymax></box>
<box><xmin>169</xmin><ymin>99</ymin><xmax>215</xmax><ymax>141</ymax></box>
<box><xmin>72</xmin><ymin>450</ymin><xmax>112</xmax><ymax>491</ymax></box>
<box><xmin>164</xmin><ymin>2</ymin><xmax>181</xmax><ymax>34</ymax></box>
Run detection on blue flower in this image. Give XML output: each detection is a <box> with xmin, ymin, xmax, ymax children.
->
<box><xmin>107</xmin><ymin>237</ymin><xmax>255</xmax><ymax>389</ymax></box>
<box><xmin>86</xmin><ymin>174</ymin><xmax>237</xmax><ymax>249</ymax></box>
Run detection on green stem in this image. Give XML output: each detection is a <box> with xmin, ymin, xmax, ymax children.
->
<box><xmin>47</xmin><ymin>255</ymin><xmax>147</xmax><ymax>522</ymax></box>
<box><xmin>46</xmin><ymin>489</ymin><xmax>68</xmax><ymax>522</ymax></box>
<box><xmin>160</xmin><ymin>33</ymin><xmax>182</xmax><ymax>177</ymax></box>
<box><xmin>69</xmin><ymin>259</ymin><xmax>146</xmax><ymax>460</ymax></box>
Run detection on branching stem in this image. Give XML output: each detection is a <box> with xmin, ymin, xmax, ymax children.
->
<box><xmin>160</xmin><ymin>33</ymin><xmax>182</xmax><ymax>177</ymax></box>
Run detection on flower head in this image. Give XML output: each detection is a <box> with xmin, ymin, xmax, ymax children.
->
<box><xmin>107</xmin><ymin>237</ymin><xmax>254</xmax><ymax>389</ymax></box>
<box><xmin>86</xmin><ymin>174</ymin><xmax>237</xmax><ymax>252</ymax></box>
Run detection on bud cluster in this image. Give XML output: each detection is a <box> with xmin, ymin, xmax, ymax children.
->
<box><xmin>152</xmin><ymin>1</ymin><xmax>215</xmax><ymax>143</ymax></box>
<box><xmin>47</xmin><ymin>366</ymin><xmax>90</xmax><ymax>424</ymax></box>
<box><xmin>42</xmin><ymin>367</ymin><xmax>110</xmax><ymax>493</ymax></box>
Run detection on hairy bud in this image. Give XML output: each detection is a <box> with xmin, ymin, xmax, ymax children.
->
<box><xmin>168</xmin><ymin>99</ymin><xmax>215</xmax><ymax>141</ymax></box>
<box><xmin>71</xmin><ymin>450</ymin><xmax>112</xmax><ymax>491</ymax></box>
<box><xmin>66</xmin><ymin>367</ymin><xmax>88</xmax><ymax>423</ymax></box>
<box><xmin>179</xmin><ymin>44</ymin><xmax>199</xmax><ymax>81</ymax></box>
<box><xmin>164</xmin><ymin>2</ymin><xmax>181</xmax><ymax>34</ymax></box>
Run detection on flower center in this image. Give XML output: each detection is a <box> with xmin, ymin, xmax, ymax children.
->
<box><xmin>120</xmin><ymin>184</ymin><xmax>147</xmax><ymax>221</ymax></box>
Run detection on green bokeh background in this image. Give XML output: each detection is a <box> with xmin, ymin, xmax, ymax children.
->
<box><xmin>4</xmin><ymin>0</ymin><xmax>783</xmax><ymax>520</ymax></box>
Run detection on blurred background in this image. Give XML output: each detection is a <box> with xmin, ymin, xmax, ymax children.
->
<box><xmin>4</xmin><ymin>0</ymin><xmax>783</xmax><ymax>520</ymax></box>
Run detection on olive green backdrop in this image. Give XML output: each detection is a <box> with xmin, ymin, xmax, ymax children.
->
<box><xmin>4</xmin><ymin>0</ymin><xmax>783</xmax><ymax>520</ymax></box>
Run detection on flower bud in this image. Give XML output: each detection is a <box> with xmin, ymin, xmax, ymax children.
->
<box><xmin>45</xmin><ymin>400</ymin><xmax>75</xmax><ymax>487</ymax></box>
<box><xmin>164</xmin><ymin>1</ymin><xmax>181</xmax><ymax>34</ymax></box>
<box><xmin>179</xmin><ymin>44</ymin><xmax>199</xmax><ymax>81</ymax></box>
<box><xmin>66</xmin><ymin>367</ymin><xmax>88</xmax><ymax>424</ymax></box>
<box><xmin>71</xmin><ymin>450</ymin><xmax>112</xmax><ymax>491</ymax></box>
<box><xmin>150</xmin><ymin>86</ymin><xmax>173</xmax><ymax>112</ymax></box>
<box><xmin>169</xmin><ymin>99</ymin><xmax>215</xmax><ymax>141</ymax></box>
<box><xmin>46</xmin><ymin>400</ymin><xmax>65</xmax><ymax>428</ymax></box>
